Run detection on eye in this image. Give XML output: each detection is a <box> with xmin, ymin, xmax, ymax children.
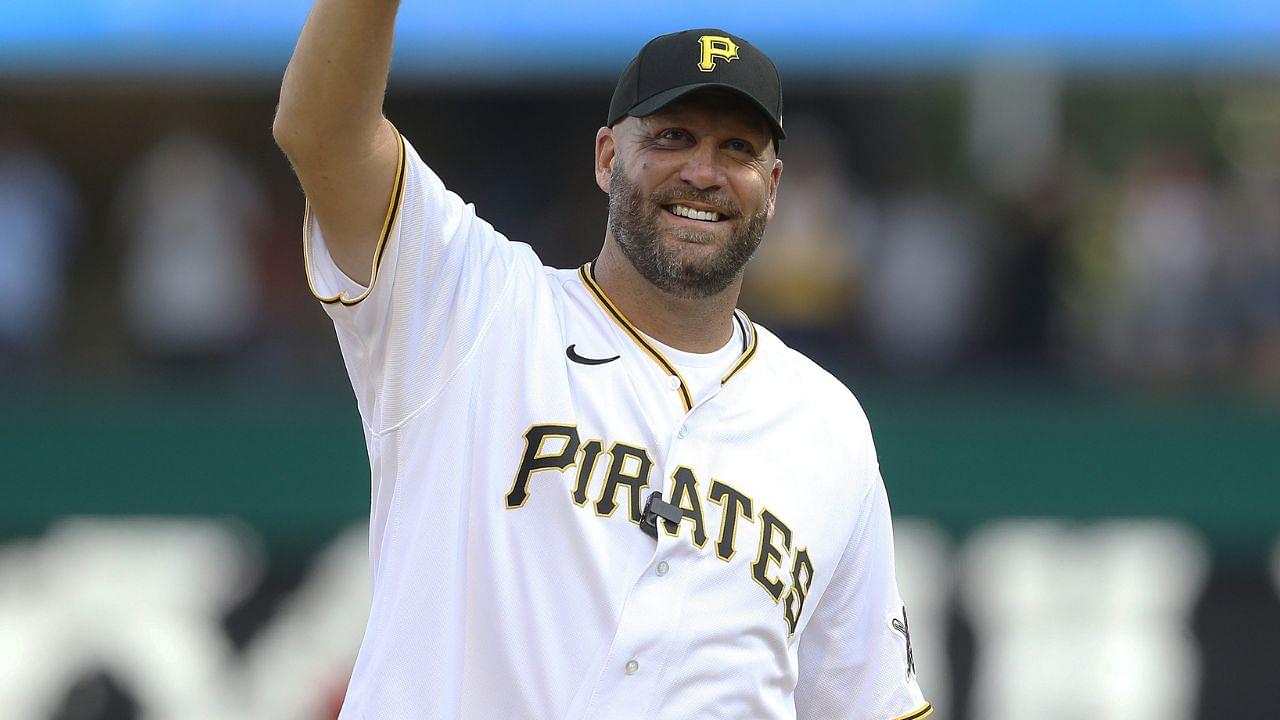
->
<box><xmin>656</xmin><ymin>128</ymin><xmax>692</xmax><ymax>145</ymax></box>
<box><xmin>726</xmin><ymin>139</ymin><xmax>756</xmax><ymax>155</ymax></box>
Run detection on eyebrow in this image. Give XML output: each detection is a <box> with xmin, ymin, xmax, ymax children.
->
<box><xmin>641</xmin><ymin>116</ymin><xmax>768</xmax><ymax>143</ymax></box>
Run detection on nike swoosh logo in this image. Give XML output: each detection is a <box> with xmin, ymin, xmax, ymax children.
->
<box><xmin>566</xmin><ymin>344</ymin><xmax>620</xmax><ymax>366</ymax></box>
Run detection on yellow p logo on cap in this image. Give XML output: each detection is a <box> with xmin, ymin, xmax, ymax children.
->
<box><xmin>697</xmin><ymin>35</ymin><xmax>739</xmax><ymax>72</ymax></box>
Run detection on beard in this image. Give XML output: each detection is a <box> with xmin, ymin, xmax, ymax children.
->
<box><xmin>607</xmin><ymin>158</ymin><xmax>769</xmax><ymax>299</ymax></box>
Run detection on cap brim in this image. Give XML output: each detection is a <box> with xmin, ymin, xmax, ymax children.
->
<box><xmin>625</xmin><ymin>83</ymin><xmax>786</xmax><ymax>141</ymax></box>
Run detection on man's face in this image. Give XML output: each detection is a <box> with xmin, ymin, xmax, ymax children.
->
<box><xmin>598</xmin><ymin>92</ymin><xmax>783</xmax><ymax>299</ymax></box>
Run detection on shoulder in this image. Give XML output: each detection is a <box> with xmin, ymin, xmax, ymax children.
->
<box><xmin>544</xmin><ymin>265</ymin><xmax>585</xmax><ymax>287</ymax></box>
<box><xmin>748</xmin><ymin>322</ymin><xmax>876</xmax><ymax>464</ymax></box>
<box><xmin>749</xmin><ymin>323</ymin><xmax>869</xmax><ymax>423</ymax></box>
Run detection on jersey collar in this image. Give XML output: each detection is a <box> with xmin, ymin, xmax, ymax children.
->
<box><xmin>578</xmin><ymin>262</ymin><xmax>758</xmax><ymax>412</ymax></box>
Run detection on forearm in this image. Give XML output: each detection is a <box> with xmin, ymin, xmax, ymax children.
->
<box><xmin>273</xmin><ymin>0</ymin><xmax>401</xmax><ymax>158</ymax></box>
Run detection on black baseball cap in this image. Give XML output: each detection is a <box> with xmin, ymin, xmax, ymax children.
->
<box><xmin>608</xmin><ymin>28</ymin><xmax>785</xmax><ymax>145</ymax></box>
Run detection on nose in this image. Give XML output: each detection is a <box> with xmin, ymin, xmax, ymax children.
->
<box><xmin>678</xmin><ymin>140</ymin><xmax>727</xmax><ymax>190</ymax></box>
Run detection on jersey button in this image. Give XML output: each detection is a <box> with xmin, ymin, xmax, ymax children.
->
<box><xmin>666</xmin><ymin>375</ymin><xmax>681</xmax><ymax>391</ymax></box>
<box><xmin>677</xmin><ymin>425</ymin><xmax>688</xmax><ymax>439</ymax></box>
<box><xmin>624</xmin><ymin>659</ymin><xmax>640</xmax><ymax>675</ymax></box>
<box><xmin>656</xmin><ymin>561</ymin><xmax>670</xmax><ymax>577</ymax></box>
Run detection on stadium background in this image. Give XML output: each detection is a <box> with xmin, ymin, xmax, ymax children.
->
<box><xmin>2</xmin><ymin>1</ymin><xmax>1279</xmax><ymax>718</ymax></box>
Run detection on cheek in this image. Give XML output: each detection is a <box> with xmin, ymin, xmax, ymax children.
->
<box><xmin>738</xmin><ymin>177</ymin><xmax>773</xmax><ymax>211</ymax></box>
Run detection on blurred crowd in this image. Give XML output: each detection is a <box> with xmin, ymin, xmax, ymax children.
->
<box><xmin>3</xmin><ymin>74</ymin><xmax>1278</xmax><ymax>395</ymax></box>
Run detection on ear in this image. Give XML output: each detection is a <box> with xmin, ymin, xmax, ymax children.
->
<box><xmin>594</xmin><ymin>126</ymin><xmax>616</xmax><ymax>194</ymax></box>
<box><xmin>765</xmin><ymin>157</ymin><xmax>783</xmax><ymax>222</ymax></box>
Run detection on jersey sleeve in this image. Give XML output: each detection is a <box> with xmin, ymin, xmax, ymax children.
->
<box><xmin>793</xmin><ymin>469</ymin><xmax>932</xmax><ymax>720</ymax></box>
<box><xmin>302</xmin><ymin>125</ymin><xmax>540</xmax><ymax>432</ymax></box>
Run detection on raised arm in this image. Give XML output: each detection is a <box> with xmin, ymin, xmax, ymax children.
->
<box><xmin>272</xmin><ymin>0</ymin><xmax>402</xmax><ymax>285</ymax></box>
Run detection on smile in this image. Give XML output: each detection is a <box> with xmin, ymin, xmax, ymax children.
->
<box><xmin>664</xmin><ymin>204</ymin><xmax>726</xmax><ymax>222</ymax></box>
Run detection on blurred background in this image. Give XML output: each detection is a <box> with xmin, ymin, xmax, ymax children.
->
<box><xmin>3</xmin><ymin>1</ymin><xmax>1280</xmax><ymax>718</ymax></box>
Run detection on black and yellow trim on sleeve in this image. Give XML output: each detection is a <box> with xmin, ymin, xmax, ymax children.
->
<box><xmin>891</xmin><ymin>702</ymin><xmax>933</xmax><ymax>720</ymax></box>
<box><xmin>303</xmin><ymin>122</ymin><xmax>407</xmax><ymax>306</ymax></box>
<box><xmin>578</xmin><ymin>262</ymin><xmax>759</xmax><ymax>411</ymax></box>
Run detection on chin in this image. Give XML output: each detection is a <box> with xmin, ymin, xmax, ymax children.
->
<box><xmin>663</xmin><ymin>238</ymin><xmax>722</xmax><ymax>270</ymax></box>
<box><xmin>665</xmin><ymin>224</ymin><xmax>725</xmax><ymax>248</ymax></box>
<box><xmin>672</xmin><ymin>247</ymin><xmax>734</xmax><ymax>277</ymax></box>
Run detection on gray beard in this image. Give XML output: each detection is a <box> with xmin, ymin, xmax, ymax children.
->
<box><xmin>607</xmin><ymin>159</ymin><xmax>769</xmax><ymax>299</ymax></box>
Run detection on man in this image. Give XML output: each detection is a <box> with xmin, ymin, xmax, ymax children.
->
<box><xmin>274</xmin><ymin>2</ymin><xmax>931</xmax><ymax>718</ymax></box>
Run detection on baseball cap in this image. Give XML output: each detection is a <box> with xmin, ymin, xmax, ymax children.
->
<box><xmin>608</xmin><ymin>28</ymin><xmax>785</xmax><ymax>145</ymax></box>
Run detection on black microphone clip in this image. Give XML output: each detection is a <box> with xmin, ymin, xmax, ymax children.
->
<box><xmin>640</xmin><ymin>491</ymin><xmax>683</xmax><ymax>539</ymax></box>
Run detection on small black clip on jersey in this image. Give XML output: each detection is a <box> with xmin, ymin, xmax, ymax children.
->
<box><xmin>640</xmin><ymin>491</ymin><xmax>683</xmax><ymax>539</ymax></box>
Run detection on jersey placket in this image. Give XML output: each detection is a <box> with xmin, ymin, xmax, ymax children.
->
<box><xmin>586</xmin><ymin>363</ymin><xmax>747</xmax><ymax>712</ymax></box>
<box><xmin>570</xmin><ymin>263</ymin><xmax>742</xmax><ymax>717</ymax></box>
<box><xmin>573</xmin><ymin>264</ymin><xmax>758</xmax><ymax>718</ymax></box>
<box><xmin>579</xmin><ymin>394</ymin><xmax>723</xmax><ymax>720</ymax></box>
<box><xmin>579</xmin><ymin>531</ymin><xmax>692</xmax><ymax>719</ymax></box>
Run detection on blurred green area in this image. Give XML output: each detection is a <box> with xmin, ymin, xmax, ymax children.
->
<box><xmin>6</xmin><ymin>380</ymin><xmax>1276</xmax><ymax>563</ymax></box>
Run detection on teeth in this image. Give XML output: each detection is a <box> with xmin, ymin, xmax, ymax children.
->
<box><xmin>670</xmin><ymin>205</ymin><xmax>722</xmax><ymax>222</ymax></box>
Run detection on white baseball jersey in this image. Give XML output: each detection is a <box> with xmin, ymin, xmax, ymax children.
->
<box><xmin>303</xmin><ymin>128</ymin><xmax>931</xmax><ymax>720</ymax></box>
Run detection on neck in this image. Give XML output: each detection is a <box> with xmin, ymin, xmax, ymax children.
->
<box><xmin>593</xmin><ymin>238</ymin><xmax>740</xmax><ymax>353</ymax></box>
